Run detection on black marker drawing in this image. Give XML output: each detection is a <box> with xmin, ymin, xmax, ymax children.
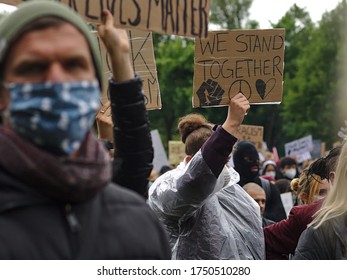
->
<box><xmin>143</xmin><ymin>94</ymin><xmax>149</xmax><ymax>106</ymax></box>
<box><xmin>255</xmin><ymin>78</ymin><xmax>276</xmax><ymax>100</ymax></box>
<box><xmin>228</xmin><ymin>80</ymin><xmax>252</xmax><ymax>100</ymax></box>
<box><xmin>196</xmin><ymin>79</ymin><xmax>224</xmax><ymax>106</ymax></box>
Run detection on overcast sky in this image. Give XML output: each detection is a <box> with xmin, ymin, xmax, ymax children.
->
<box><xmin>0</xmin><ymin>0</ymin><xmax>342</xmax><ymax>28</ymax></box>
<box><xmin>250</xmin><ymin>0</ymin><xmax>342</xmax><ymax>28</ymax></box>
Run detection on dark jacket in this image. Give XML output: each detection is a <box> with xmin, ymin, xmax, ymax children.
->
<box><xmin>110</xmin><ymin>77</ymin><xmax>154</xmax><ymax>198</ymax></box>
<box><xmin>264</xmin><ymin>200</ymin><xmax>322</xmax><ymax>259</ymax></box>
<box><xmin>258</xmin><ymin>177</ymin><xmax>287</xmax><ymax>222</ymax></box>
<box><xmin>262</xmin><ymin>217</ymin><xmax>275</xmax><ymax>228</ymax></box>
<box><xmin>233</xmin><ymin>141</ymin><xmax>286</xmax><ymax>222</ymax></box>
<box><xmin>293</xmin><ymin>215</ymin><xmax>347</xmax><ymax>260</ymax></box>
<box><xmin>0</xmin><ymin>172</ymin><xmax>171</xmax><ymax>259</ymax></box>
<box><xmin>0</xmin><ymin>78</ymin><xmax>171</xmax><ymax>260</ymax></box>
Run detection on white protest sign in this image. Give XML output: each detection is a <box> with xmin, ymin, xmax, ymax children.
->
<box><xmin>280</xmin><ymin>192</ymin><xmax>293</xmax><ymax>218</ymax></box>
<box><xmin>284</xmin><ymin>135</ymin><xmax>313</xmax><ymax>163</ymax></box>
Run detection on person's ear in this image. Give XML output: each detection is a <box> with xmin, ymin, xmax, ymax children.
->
<box><xmin>328</xmin><ymin>172</ymin><xmax>335</xmax><ymax>184</ymax></box>
<box><xmin>185</xmin><ymin>155</ymin><xmax>192</xmax><ymax>163</ymax></box>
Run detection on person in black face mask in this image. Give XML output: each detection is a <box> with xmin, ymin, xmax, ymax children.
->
<box><xmin>233</xmin><ymin>141</ymin><xmax>287</xmax><ymax>222</ymax></box>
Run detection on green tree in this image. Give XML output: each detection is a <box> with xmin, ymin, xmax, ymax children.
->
<box><xmin>203</xmin><ymin>5</ymin><xmax>315</xmax><ymax>155</ymax></box>
<box><xmin>210</xmin><ymin>0</ymin><xmax>256</xmax><ymax>29</ymax></box>
<box><xmin>148</xmin><ymin>36</ymin><xmax>196</xmax><ymax>147</ymax></box>
<box><xmin>258</xmin><ymin>4</ymin><xmax>314</xmax><ymax>155</ymax></box>
<box><xmin>149</xmin><ymin>0</ymin><xmax>259</xmax><ymax>151</ymax></box>
<box><xmin>281</xmin><ymin>1</ymin><xmax>347</xmax><ymax>150</ymax></box>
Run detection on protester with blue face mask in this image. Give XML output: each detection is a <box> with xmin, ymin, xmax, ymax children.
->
<box><xmin>0</xmin><ymin>1</ymin><xmax>170</xmax><ymax>259</ymax></box>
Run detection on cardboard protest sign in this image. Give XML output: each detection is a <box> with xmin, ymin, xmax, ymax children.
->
<box><xmin>96</xmin><ymin>102</ymin><xmax>113</xmax><ymax>141</ymax></box>
<box><xmin>234</xmin><ymin>125</ymin><xmax>264</xmax><ymax>151</ymax></box>
<box><xmin>2</xmin><ymin>0</ymin><xmax>210</xmax><ymax>38</ymax></box>
<box><xmin>93</xmin><ymin>30</ymin><xmax>161</xmax><ymax>110</ymax></box>
<box><xmin>128</xmin><ymin>29</ymin><xmax>161</xmax><ymax>110</ymax></box>
<box><xmin>92</xmin><ymin>32</ymin><xmax>112</xmax><ymax>106</ymax></box>
<box><xmin>193</xmin><ymin>29</ymin><xmax>285</xmax><ymax>107</ymax></box>
<box><xmin>168</xmin><ymin>140</ymin><xmax>185</xmax><ymax>167</ymax></box>
<box><xmin>285</xmin><ymin>135</ymin><xmax>313</xmax><ymax>163</ymax></box>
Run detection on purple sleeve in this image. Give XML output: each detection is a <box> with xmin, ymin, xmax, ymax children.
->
<box><xmin>201</xmin><ymin>125</ymin><xmax>238</xmax><ymax>178</ymax></box>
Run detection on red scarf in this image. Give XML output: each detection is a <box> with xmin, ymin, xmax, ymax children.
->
<box><xmin>0</xmin><ymin>127</ymin><xmax>112</xmax><ymax>202</ymax></box>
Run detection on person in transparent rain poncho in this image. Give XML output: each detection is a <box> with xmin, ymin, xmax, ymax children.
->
<box><xmin>148</xmin><ymin>93</ymin><xmax>265</xmax><ymax>260</ymax></box>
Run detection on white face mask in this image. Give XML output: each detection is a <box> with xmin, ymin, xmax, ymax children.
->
<box><xmin>265</xmin><ymin>171</ymin><xmax>276</xmax><ymax>178</ymax></box>
<box><xmin>284</xmin><ymin>168</ymin><xmax>296</xmax><ymax>179</ymax></box>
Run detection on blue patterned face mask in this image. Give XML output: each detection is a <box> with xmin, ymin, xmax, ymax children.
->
<box><xmin>5</xmin><ymin>80</ymin><xmax>100</xmax><ymax>156</ymax></box>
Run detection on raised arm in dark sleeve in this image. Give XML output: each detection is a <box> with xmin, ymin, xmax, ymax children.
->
<box><xmin>109</xmin><ymin>76</ymin><xmax>154</xmax><ymax>198</ymax></box>
<box><xmin>201</xmin><ymin>125</ymin><xmax>237</xmax><ymax>177</ymax></box>
<box><xmin>201</xmin><ymin>92</ymin><xmax>249</xmax><ymax>177</ymax></box>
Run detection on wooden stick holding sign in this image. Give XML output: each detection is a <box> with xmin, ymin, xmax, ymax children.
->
<box><xmin>193</xmin><ymin>29</ymin><xmax>285</xmax><ymax>107</ymax></box>
<box><xmin>2</xmin><ymin>0</ymin><xmax>211</xmax><ymax>38</ymax></box>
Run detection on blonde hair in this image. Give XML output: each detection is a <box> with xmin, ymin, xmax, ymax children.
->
<box><xmin>310</xmin><ymin>142</ymin><xmax>347</xmax><ymax>228</ymax></box>
<box><xmin>290</xmin><ymin>169</ymin><xmax>321</xmax><ymax>205</ymax></box>
<box><xmin>177</xmin><ymin>114</ymin><xmax>213</xmax><ymax>157</ymax></box>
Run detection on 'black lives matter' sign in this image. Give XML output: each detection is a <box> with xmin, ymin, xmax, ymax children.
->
<box><xmin>194</xmin><ymin>29</ymin><xmax>285</xmax><ymax>107</ymax></box>
<box><xmin>4</xmin><ymin>0</ymin><xmax>211</xmax><ymax>38</ymax></box>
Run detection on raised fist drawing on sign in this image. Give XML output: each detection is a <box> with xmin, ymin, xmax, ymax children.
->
<box><xmin>196</xmin><ymin>79</ymin><xmax>224</xmax><ymax>106</ymax></box>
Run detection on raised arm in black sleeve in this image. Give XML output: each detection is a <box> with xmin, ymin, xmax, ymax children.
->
<box><xmin>109</xmin><ymin>76</ymin><xmax>154</xmax><ymax>198</ymax></box>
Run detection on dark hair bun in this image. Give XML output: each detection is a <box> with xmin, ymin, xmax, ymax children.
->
<box><xmin>178</xmin><ymin>114</ymin><xmax>209</xmax><ymax>143</ymax></box>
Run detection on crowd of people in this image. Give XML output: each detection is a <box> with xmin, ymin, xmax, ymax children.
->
<box><xmin>0</xmin><ymin>1</ymin><xmax>346</xmax><ymax>260</ymax></box>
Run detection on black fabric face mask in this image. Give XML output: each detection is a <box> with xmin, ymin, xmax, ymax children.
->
<box><xmin>233</xmin><ymin>141</ymin><xmax>260</xmax><ymax>182</ymax></box>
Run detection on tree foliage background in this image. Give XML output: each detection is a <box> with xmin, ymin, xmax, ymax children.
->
<box><xmin>0</xmin><ymin>1</ymin><xmax>345</xmax><ymax>160</ymax></box>
<box><xmin>149</xmin><ymin>0</ymin><xmax>347</xmax><ymax>158</ymax></box>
